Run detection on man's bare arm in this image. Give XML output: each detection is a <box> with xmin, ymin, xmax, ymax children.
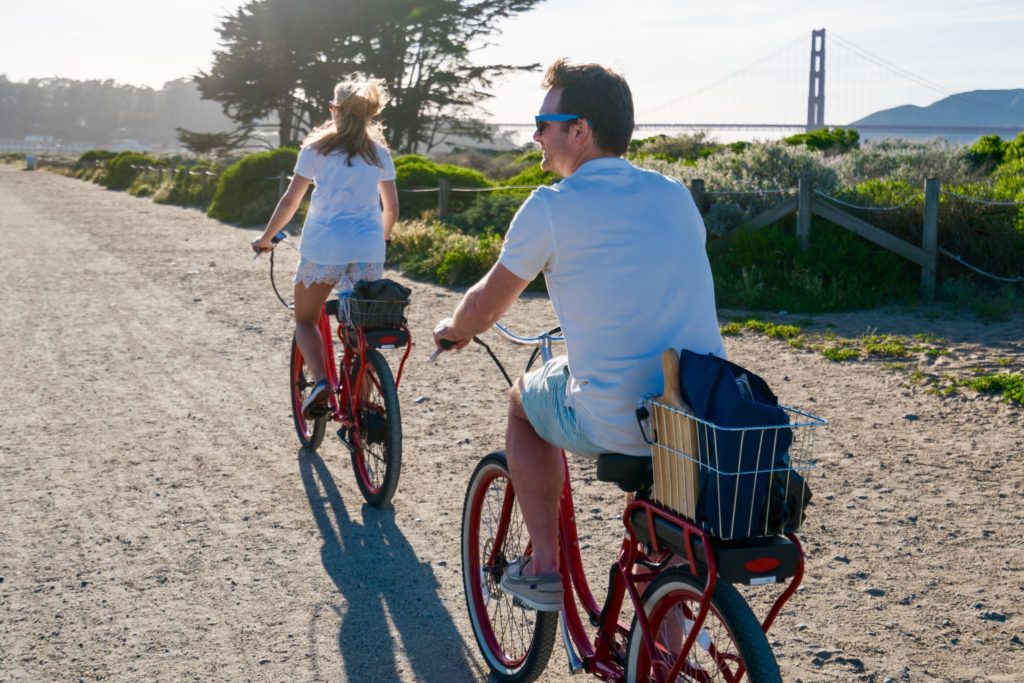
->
<box><xmin>435</xmin><ymin>263</ymin><xmax>531</xmax><ymax>348</ymax></box>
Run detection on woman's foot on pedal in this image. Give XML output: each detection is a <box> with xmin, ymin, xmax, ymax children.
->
<box><xmin>500</xmin><ymin>558</ymin><xmax>563</xmax><ymax>611</ymax></box>
<box><xmin>302</xmin><ymin>378</ymin><xmax>331</xmax><ymax>418</ymax></box>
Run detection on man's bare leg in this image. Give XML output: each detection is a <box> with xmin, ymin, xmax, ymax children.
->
<box><xmin>505</xmin><ymin>379</ymin><xmax>564</xmax><ymax>576</ymax></box>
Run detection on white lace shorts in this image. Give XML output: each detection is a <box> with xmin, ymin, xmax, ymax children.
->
<box><xmin>293</xmin><ymin>259</ymin><xmax>383</xmax><ymax>295</ymax></box>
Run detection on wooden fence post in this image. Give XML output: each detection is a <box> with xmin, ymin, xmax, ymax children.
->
<box><xmin>921</xmin><ymin>178</ymin><xmax>940</xmax><ymax>301</ymax></box>
<box><xmin>797</xmin><ymin>176</ymin><xmax>811</xmax><ymax>250</ymax></box>
<box><xmin>689</xmin><ymin>178</ymin><xmax>705</xmax><ymax>215</ymax></box>
<box><xmin>438</xmin><ymin>178</ymin><xmax>450</xmax><ymax>219</ymax></box>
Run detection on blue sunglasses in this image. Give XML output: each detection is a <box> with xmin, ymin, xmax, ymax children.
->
<box><xmin>535</xmin><ymin>113</ymin><xmax>590</xmax><ymax>134</ymax></box>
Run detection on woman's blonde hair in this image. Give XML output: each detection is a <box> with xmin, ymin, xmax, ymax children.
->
<box><xmin>303</xmin><ymin>76</ymin><xmax>390</xmax><ymax>167</ymax></box>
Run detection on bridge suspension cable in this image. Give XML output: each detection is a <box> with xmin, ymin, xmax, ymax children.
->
<box><xmin>638</xmin><ymin>33</ymin><xmax>806</xmax><ymax>119</ymax></box>
<box><xmin>829</xmin><ymin>31</ymin><xmax>1024</xmax><ymax>123</ymax></box>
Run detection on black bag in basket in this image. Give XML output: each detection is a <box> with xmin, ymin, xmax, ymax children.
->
<box><xmin>678</xmin><ymin>351</ymin><xmax>809</xmax><ymax>538</ymax></box>
<box><xmin>348</xmin><ymin>278</ymin><xmax>411</xmax><ymax>328</ymax></box>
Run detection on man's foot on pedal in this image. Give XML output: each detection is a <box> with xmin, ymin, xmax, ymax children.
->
<box><xmin>500</xmin><ymin>558</ymin><xmax>563</xmax><ymax>611</ymax></box>
<box><xmin>302</xmin><ymin>378</ymin><xmax>331</xmax><ymax>418</ymax></box>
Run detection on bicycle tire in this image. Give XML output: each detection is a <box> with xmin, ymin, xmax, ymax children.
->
<box><xmin>461</xmin><ymin>451</ymin><xmax>557</xmax><ymax>682</ymax></box>
<box><xmin>290</xmin><ymin>336</ymin><xmax>327</xmax><ymax>450</ymax></box>
<box><xmin>625</xmin><ymin>567</ymin><xmax>781</xmax><ymax>682</ymax></box>
<box><xmin>348</xmin><ymin>349</ymin><xmax>402</xmax><ymax>507</ymax></box>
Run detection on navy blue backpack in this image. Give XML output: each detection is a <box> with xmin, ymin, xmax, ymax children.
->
<box><xmin>678</xmin><ymin>351</ymin><xmax>799</xmax><ymax>539</ymax></box>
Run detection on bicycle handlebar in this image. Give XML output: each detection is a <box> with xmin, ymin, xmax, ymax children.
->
<box><xmin>251</xmin><ymin>230</ymin><xmax>290</xmax><ymax>260</ymax></box>
<box><xmin>431</xmin><ymin>321</ymin><xmax>564</xmax><ymax>386</ymax></box>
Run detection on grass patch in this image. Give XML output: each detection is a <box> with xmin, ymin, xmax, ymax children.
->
<box><xmin>720</xmin><ymin>322</ymin><xmax>743</xmax><ymax>335</ymax></box>
<box><xmin>737</xmin><ymin>319</ymin><xmax>803</xmax><ymax>339</ymax></box>
<box><xmin>960</xmin><ymin>372</ymin><xmax>1024</xmax><ymax>404</ymax></box>
<box><xmin>861</xmin><ymin>334</ymin><xmax>910</xmax><ymax>357</ymax></box>
<box><xmin>822</xmin><ymin>346</ymin><xmax>860</xmax><ymax>362</ymax></box>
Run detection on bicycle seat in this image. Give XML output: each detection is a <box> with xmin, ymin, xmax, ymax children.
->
<box><xmin>596</xmin><ymin>453</ymin><xmax>653</xmax><ymax>492</ymax></box>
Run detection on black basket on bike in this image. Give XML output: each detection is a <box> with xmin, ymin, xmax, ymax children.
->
<box><xmin>338</xmin><ymin>279</ymin><xmax>411</xmax><ymax>329</ymax></box>
<box><xmin>643</xmin><ymin>400</ymin><xmax>824</xmax><ymax>540</ymax></box>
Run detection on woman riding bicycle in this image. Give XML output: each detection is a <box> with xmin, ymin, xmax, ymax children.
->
<box><xmin>252</xmin><ymin>75</ymin><xmax>399</xmax><ymax>418</ymax></box>
<box><xmin>433</xmin><ymin>59</ymin><xmax>724</xmax><ymax>611</ymax></box>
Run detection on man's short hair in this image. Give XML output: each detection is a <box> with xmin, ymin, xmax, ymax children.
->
<box><xmin>543</xmin><ymin>58</ymin><xmax>634</xmax><ymax>156</ymax></box>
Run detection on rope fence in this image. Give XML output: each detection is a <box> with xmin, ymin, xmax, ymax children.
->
<box><xmin>940</xmin><ymin>189</ymin><xmax>1024</xmax><ymax>207</ymax></box>
<box><xmin>939</xmin><ymin>248</ymin><xmax>1024</xmax><ymax>283</ymax></box>
<box><xmin>814</xmin><ymin>189</ymin><xmax>918</xmax><ymax>211</ymax></box>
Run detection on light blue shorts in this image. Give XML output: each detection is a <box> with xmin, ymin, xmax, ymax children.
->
<box><xmin>520</xmin><ymin>356</ymin><xmax>606</xmax><ymax>459</ymax></box>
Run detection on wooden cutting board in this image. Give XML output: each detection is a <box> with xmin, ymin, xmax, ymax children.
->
<box><xmin>650</xmin><ymin>348</ymin><xmax>700</xmax><ymax>519</ymax></box>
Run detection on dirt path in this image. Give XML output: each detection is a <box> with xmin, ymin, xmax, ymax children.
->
<box><xmin>1</xmin><ymin>165</ymin><xmax>1022</xmax><ymax>682</ymax></box>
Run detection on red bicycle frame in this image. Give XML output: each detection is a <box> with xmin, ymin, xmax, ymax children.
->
<box><xmin>497</xmin><ymin>453</ymin><xmax>805</xmax><ymax>682</ymax></box>
<box><xmin>314</xmin><ymin>307</ymin><xmax>412</xmax><ymax>430</ymax></box>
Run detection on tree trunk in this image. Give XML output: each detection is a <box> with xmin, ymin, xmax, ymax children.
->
<box><xmin>277</xmin><ymin>100</ymin><xmax>294</xmax><ymax>147</ymax></box>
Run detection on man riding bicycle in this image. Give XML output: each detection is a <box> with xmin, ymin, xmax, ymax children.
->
<box><xmin>433</xmin><ymin>58</ymin><xmax>724</xmax><ymax>611</ymax></box>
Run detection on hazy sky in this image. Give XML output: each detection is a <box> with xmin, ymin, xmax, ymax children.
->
<box><xmin>3</xmin><ymin>0</ymin><xmax>1023</xmax><ymax>127</ymax></box>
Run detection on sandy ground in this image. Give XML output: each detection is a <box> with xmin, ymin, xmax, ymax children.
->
<box><xmin>1</xmin><ymin>164</ymin><xmax>1022</xmax><ymax>682</ymax></box>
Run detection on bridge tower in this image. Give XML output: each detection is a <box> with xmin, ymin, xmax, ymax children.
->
<box><xmin>806</xmin><ymin>28</ymin><xmax>826</xmax><ymax>130</ymax></box>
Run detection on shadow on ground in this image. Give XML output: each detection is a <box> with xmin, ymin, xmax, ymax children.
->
<box><xmin>299</xmin><ymin>448</ymin><xmax>483</xmax><ymax>682</ymax></box>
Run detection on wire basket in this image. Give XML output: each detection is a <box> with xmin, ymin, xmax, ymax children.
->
<box><xmin>644</xmin><ymin>399</ymin><xmax>825</xmax><ymax>540</ymax></box>
<box><xmin>338</xmin><ymin>294</ymin><xmax>410</xmax><ymax>329</ymax></box>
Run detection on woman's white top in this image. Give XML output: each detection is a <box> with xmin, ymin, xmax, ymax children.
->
<box><xmin>293</xmin><ymin>141</ymin><xmax>396</xmax><ymax>265</ymax></box>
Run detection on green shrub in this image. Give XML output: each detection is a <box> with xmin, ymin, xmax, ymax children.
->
<box><xmin>433</xmin><ymin>148</ymin><xmax>539</xmax><ymax>180</ymax></box>
<box><xmin>628</xmin><ymin>132</ymin><xmax>720</xmax><ymax>163</ymax></box>
<box><xmin>445</xmin><ymin>193</ymin><xmax>525</xmax><ymax>236</ymax></box>
<box><xmin>75</xmin><ymin>150</ymin><xmax>118</xmax><ymax>179</ymax></box>
<box><xmin>104</xmin><ymin>152</ymin><xmax>160</xmax><ymax>190</ymax></box>
<box><xmin>154</xmin><ymin>161</ymin><xmax>221</xmax><ymax>208</ymax></box>
<box><xmin>967</xmin><ymin>134</ymin><xmax>1007</xmax><ymax>170</ymax></box>
<box><xmin>833</xmin><ymin>139</ymin><xmax>978</xmax><ymax>186</ymax></box>
<box><xmin>784</xmin><ymin>128</ymin><xmax>860</xmax><ymax>154</ymax></box>
<box><xmin>497</xmin><ymin>162</ymin><xmax>555</xmax><ymax>197</ymax></box>
<box><xmin>76</xmin><ymin>150</ymin><xmax>118</xmax><ymax>167</ymax></box>
<box><xmin>207</xmin><ymin>148</ymin><xmax>298</xmax><ymax>225</ymax></box>
<box><xmin>394</xmin><ymin>154</ymin><xmax>492</xmax><ymax>218</ymax></box>
<box><xmin>711</xmin><ymin>219</ymin><xmax>914</xmax><ymax>312</ymax></box>
<box><xmin>387</xmin><ymin>220</ymin><xmax>501</xmax><ymax>285</ymax></box>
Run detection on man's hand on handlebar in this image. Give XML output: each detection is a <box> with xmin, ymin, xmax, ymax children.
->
<box><xmin>431</xmin><ymin>317</ymin><xmax>470</xmax><ymax>360</ymax></box>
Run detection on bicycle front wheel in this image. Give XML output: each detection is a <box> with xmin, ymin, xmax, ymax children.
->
<box><xmin>625</xmin><ymin>568</ymin><xmax>781</xmax><ymax>682</ymax></box>
<box><xmin>348</xmin><ymin>349</ymin><xmax>401</xmax><ymax>507</ymax></box>
<box><xmin>290</xmin><ymin>336</ymin><xmax>327</xmax><ymax>450</ymax></box>
<box><xmin>461</xmin><ymin>451</ymin><xmax>557</xmax><ymax>683</ymax></box>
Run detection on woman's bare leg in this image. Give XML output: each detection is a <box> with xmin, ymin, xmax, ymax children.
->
<box><xmin>293</xmin><ymin>281</ymin><xmax>336</xmax><ymax>381</ymax></box>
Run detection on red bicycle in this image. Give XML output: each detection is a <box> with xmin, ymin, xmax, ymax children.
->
<box><xmin>289</xmin><ymin>290</ymin><xmax>412</xmax><ymax>506</ymax></box>
<box><xmin>256</xmin><ymin>232</ymin><xmax>412</xmax><ymax>507</ymax></box>
<box><xmin>454</xmin><ymin>323</ymin><xmax>825</xmax><ymax>682</ymax></box>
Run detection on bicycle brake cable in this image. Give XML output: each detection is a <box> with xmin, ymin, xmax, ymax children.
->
<box><xmin>469</xmin><ymin>337</ymin><xmax>513</xmax><ymax>388</ymax></box>
<box><xmin>268</xmin><ymin>243</ymin><xmax>296</xmax><ymax>310</ymax></box>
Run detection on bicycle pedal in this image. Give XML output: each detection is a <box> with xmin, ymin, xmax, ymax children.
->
<box><xmin>304</xmin><ymin>403</ymin><xmax>331</xmax><ymax>418</ymax></box>
<box><xmin>336</xmin><ymin>428</ymin><xmax>357</xmax><ymax>455</ymax></box>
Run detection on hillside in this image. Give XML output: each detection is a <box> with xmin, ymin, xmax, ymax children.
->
<box><xmin>851</xmin><ymin>88</ymin><xmax>1024</xmax><ymax>129</ymax></box>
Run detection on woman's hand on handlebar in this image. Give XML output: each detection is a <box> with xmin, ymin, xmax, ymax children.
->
<box><xmin>250</xmin><ymin>236</ymin><xmax>275</xmax><ymax>258</ymax></box>
<box><xmin>251</xmin><ymin>230</ymin><xmax>288</xmax><ymax>259</ymax></box>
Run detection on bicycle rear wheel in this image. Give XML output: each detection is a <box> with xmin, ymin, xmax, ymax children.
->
<box><xmin>461</xmin><ymin>451</ymin><xmax>557</xmax><ymax>682</ymax></box>
<box><xmin>348</xmin><ymin>349</ymin><xmax>401</xmax><ymax>507</ymax></box>
<box><xmin>625</xmin><ymin>567</ymin><xmax>781</xmax><ymax>682</ymax></box>
<box><xmin>290</xmin><ymin>336</ymin><xmax>327</xmax><ymax>450</ymax></box>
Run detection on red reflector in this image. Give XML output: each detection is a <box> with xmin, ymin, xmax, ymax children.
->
<box><xmin>380</xmin><ymin>336</ymin><xmax>397</xmax><ymax>344</ymax></box>
<box><xmin>744</xmin><ymin>557</ymin><xmax>781</xmax><ymax>573</ymax></box>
